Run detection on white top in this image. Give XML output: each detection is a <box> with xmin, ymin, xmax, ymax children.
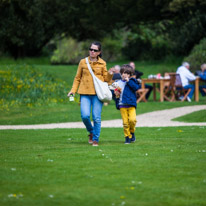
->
<box><xmin>116</xmin><ymin>80</ymin><xmax>127</xmax><ymax>105</ymax></box>
<box><xmin>176</xmin><ymin>66</ymin><xmax>196</xmax><ymax>86</ymax></box>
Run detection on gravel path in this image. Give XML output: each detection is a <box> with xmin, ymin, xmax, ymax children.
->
<box><xmin>0</xmin><ymin>105</ymin><xmax>206</xmax><ymax>130</ymax></box>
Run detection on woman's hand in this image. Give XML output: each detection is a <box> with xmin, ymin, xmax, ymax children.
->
<box><xmin>108</xmin><ymin>67</ymin><xmax>115</xmax><ymax>75</ymax></box>
<box><xmin>67</xmin><ymin>92</ymin><xmax>74</xmax><ymax>97</ymax></box>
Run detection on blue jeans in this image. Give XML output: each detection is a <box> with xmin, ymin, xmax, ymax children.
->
<box><xmin>184</xmin><ymin>84</ymin><xmax>195</xmax><ymax>99</ymax></box>
<box><xmin>80</xmin><ymin>95</ymin><xmax>103</xmax><ymax>142</ymax></box>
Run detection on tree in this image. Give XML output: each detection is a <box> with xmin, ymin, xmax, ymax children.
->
<box><xmin>0</xmin><ymin>0</ymin><xmax>79</xmax><ymax>57</ymax></box>
<box><xmin>166</xmin><ymin>0</ymin><xmax>206</xmax><ymax>55</ymax></box>
<box><xmin>0</xmin><ymin>0</ymin><xmax>172</xmax><ymax>58</ymax></box>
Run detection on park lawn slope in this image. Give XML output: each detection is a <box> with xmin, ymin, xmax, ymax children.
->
<box><xmin>1</xmin><ymin>101</ymin><xmax>206</xmax><ymax>125</ymax></box>
<box><xmin>0</xmin><ymin>127</ymin><xmax>206</xmax><ymax>206</ymax></box>
<box><xmin>173</xmin><ymin>109</ymin><xmax>206</xmax><ymax>123</ymax></box>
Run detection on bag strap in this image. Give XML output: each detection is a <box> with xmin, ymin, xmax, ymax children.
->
<box><xmin>85</xmin><ymin>57</ymin><xmax>95</xmax><ymax>78</ymax></box>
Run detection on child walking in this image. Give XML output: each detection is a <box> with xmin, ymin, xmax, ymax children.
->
<box><xmin>114</xmin><ymin>64</ymin><xmax>140</xmax><ymax>144</ymax></box>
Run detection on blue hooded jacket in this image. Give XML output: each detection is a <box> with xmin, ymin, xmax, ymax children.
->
<box><xmin>200</xmin><ymin>70</ymin><xmax>206</xmax><ymax>81</ymax></box>
<box><xmin>115</xmin><ymin>77</ymin><xmax>141</xmax><ymax>109</ymax></box>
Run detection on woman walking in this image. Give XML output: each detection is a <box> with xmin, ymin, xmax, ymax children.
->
<box><xmin>68</xmin><ymin>42</ymin><xmax>114</xmax><ymax>146</ymax></box>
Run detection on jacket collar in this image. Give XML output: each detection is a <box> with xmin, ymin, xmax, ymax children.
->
<box><xmin>88</xmin><ymin>56</ymin><xmax>104</xmax><ymax>64</ymax></box>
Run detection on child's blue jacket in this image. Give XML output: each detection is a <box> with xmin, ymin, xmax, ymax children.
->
<box><xmin>115</xmin><ymin>77</ymin><xmax>141</xmax><ymax>109</ymax></box>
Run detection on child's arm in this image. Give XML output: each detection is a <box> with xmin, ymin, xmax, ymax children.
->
<box><xmin>127</xmin><ymin>78</ymin><xmax>141</xmax><ymax>91</ymax></box>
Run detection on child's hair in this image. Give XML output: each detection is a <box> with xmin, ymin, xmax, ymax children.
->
<box><xmin>120</xmin><ymin>64</ymin><xmax>134</xmax><ymax>76</ymax></box>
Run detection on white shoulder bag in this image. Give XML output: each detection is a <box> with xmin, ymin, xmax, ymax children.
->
<box><xmin>85</xmin><ymin>57</ymin><xmax>112</xmax><ymax>102</ymax></box>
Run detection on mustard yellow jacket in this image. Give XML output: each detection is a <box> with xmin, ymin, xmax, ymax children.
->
<box><xmin>70</xmin><ymin>57</ymin><xmax>113</xmax><ymax>95</ymax></box>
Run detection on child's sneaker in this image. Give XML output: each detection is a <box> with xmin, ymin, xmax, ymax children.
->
<box><xmin>131</xmin><ymin>133</ymin><xmax>136</xmax><ymax>143</ymax></box>
<box><xmin>125</xmin><ymin>137</ymin><xmax>131</xmax><ymax>144</ymax></box>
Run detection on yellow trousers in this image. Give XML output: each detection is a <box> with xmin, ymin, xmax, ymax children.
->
<box><xmin>120</xmin><ymin>107</ymin><xmax>137</xmax><ymax>138</ymax></box>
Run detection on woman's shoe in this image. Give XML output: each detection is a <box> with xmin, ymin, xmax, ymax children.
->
<box><xmin>88</xmin><ymin>133</ymin><xmax>93</xmax><ymax>144</ymax></box>
<box><xmin>92</xmin><ymin>141</ymin><xmax>99</xmax><ymax>146</ymax></box>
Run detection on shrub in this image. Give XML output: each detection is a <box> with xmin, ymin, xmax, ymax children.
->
<box><xmin>50</xmin><ymin>37</ymin><xmax>88</xmax><ymax>64</ymax></box>
<box><xmin>122</xmin><ymin>22</ymin><xmax>172</xmax><ymax>61</ymax></box>
<box><xmin>184</xmin><ymin>38</ymin><xmax>206</xmax><ymax>72</ymax></box>
<box><xmin>0</xmin><ymin>65</ymin><xmax>70</xmax><ymax>110</ymax></box>
<box><xmin>101</xmin><ymin>30</ymin><xmax>125</xmax><ymax>62</ymax></box>
<box><xmin>50</xmin><ymin>34</ymin><xmax>125</xmax><ymax>64</ymax></box>
<box><xmin>168</xmin><ymin>10</ymin><xmax>206</xmax><ymax>56</ymax></box>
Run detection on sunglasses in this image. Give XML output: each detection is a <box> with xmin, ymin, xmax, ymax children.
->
<box><xmin>89</xmin><ymin>48</ymin><xmax>99</xmax><ymax>52</ymax></box>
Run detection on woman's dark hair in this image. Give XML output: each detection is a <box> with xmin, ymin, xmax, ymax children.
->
<box><xmin>120</xmin><ymin>64</ymin><xmax>134</xmax><ymax>76</ymax></box>
<box><xmin>89</xmin><ymin>41</ymin><xmax>102</xmax><ymax>58</ymax></box>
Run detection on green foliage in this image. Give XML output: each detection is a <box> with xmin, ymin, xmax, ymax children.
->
<box><xmin>0</xmin><ymin>0</ymin><xmax>82</xmax><ymax>58</ymax></box>
<box><xmin>50</xmin><ymin>37</ymin><xmax>88</xmax><ymax>64</ymax></box>
<box><xmin>184</xmin><ymin>38</ymin><xmax>206</xmax><ymax>72</ymax></box>
<box><xmin>0</xmin><ymin>56</ymin><xmax>50</xmax><ymax>65</ymax></box>
<box><xmin>1</xmin><ymin>0</ymin><xmax>205</xmax><ymax>61</ymax></box>
<box><xmin>167</xmin><ymin>1</ymin><xmax>206</xmax><ymax>56</ymax></box>
<box><xmin>0</xmin><ymin>65</ymin><xmax>70</xmax><ymax>110</ymax></box>
<box><xmin>123</xmin><ymin>22</ymin><xmax>172</xmax><ymax>60</ymax></box>
<box><xmin>50</xmin><ymin>34</ymin><xmax>125</xmax><ymax>64</ymax></box>
<box><xmin>0</xmin><ymin>0</ymin><xmax>173</xmax><ymax>59</ymax></box>
<box><xmin>168</xmin><ymin>0</ymin><xmax>206</xmax><ymax>12</ymax></box>
<box><xmin>0</xmin><ymin>127</ymin><xmax>206</xmax><ymax>205</ymax></box>
<box><xmin>101</xmin><ymin>30</ymin><xmax>126</xmax><ymax>62</ymax></box>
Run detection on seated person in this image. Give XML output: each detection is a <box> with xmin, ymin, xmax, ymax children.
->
<box><xmin>129</xmin><ymin>61</ymin><xmax>153</xmax><ymax>100</ymax></box>
<box><xmin>112</xmin><ymin>65</ymin><xmax>121</xmax><ymax>81</ymax></box>
<box><xmin>199</xmin><ymin>63</ymin><xmax>206</xmax><ymax>96</ymax></box>
<box><xmin>176</xmin><ymin>62</ymin><xmax>196</xmax><ymax>102</ymax></box>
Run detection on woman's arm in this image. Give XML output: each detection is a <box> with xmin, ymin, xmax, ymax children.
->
<box><xmin>69</xmin><ymin>60</ymin><xmax>83</xmax><ymax>94</ymax></box>
<box><xmin>102</xmin><ymin>64</ymin><xmax>114</xmax><ymax>82</ymax></box>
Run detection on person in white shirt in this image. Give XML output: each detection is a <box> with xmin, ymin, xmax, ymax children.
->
<box><xmin>176</xmin><ymin>62</ymin><xmax>196</xmax><ymax>102</ymax></box>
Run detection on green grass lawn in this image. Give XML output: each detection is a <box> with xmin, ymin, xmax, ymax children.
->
<box><xmin>1</xmin><ymin>101</ymin><xmax>206</xmax><ymax>125</ymax></box>
<box><xmin>173</xmin><ymin>110</ymin><xmax>206</xmax><ymax>123</ymax></box>
<box><xmin>0</xmin><ymin>127</ymin><xmax>206</xmax><ymax>206</ymax></box>
<box><xmin>1</xmin><ymin>58</ymin><xmax>206</xmax><ymax>205</ymax></box>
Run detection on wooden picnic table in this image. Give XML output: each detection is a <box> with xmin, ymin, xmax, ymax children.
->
<box><xmin>141</xmin><ymin>78</ymin><xmax>171</xmax><ymax>102</ymax></box>
<box><xmin>141</xmin><ymin>77</ymin><xmax>200</xmax><ymax>102</ymax></box>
